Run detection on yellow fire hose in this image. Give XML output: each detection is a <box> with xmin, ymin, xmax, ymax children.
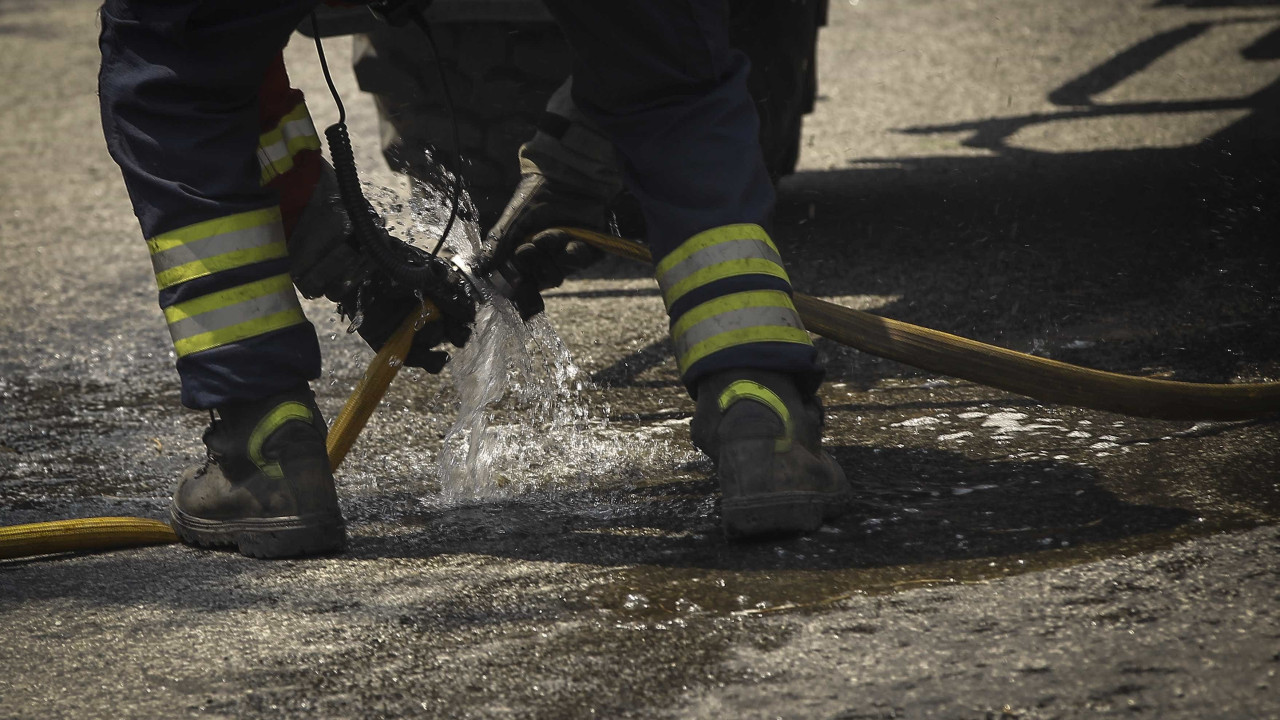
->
<box><xmin>560</xmin><ymin>227</ymin><xmax>1280</xmax><ymax>423</ymax></box>
<box><xmin>3</xmin><ymin>228</ymin><xmax>1277</xmax><ymax>560</ymax></box>
<box><xmin>0</xmin><ymin>517</ymin><xmax>180</xmax><ymax>560</ymax></box>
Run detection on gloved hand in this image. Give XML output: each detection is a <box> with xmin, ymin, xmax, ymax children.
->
<box><xmin>475</xmin><ymin>172</ymin><xmax>609</xmax><ymax>317</ymax></box>
<box><xmin>289</xmin><ymin>161</ymin><xmax>475</xmax><ymax>371</ymax></box>
<box><xmin>336</xmin><ymin>246</ymin><xmax>475</xmax><ymax>373</ymax></box>
<box><xmin>475</xmin><ymin>78</ymin><xmax>622</xmax><ymax>319</ymax></box>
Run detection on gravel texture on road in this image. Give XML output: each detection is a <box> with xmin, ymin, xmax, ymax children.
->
<box><xmin>2</xmin><ymin>1</ymin><xmax>1278</xmax><ymax>718</ymax></box>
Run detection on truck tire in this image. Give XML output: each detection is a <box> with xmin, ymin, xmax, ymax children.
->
<box><xmin>353</xmin><ymin>2</ymin><xmax>823</xmax><ymax>229</ymax></box>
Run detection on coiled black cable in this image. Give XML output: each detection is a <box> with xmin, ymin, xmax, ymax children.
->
<box><xmin>308</xmin><ymin>11</ymin><xmax>462</xmax><ymax>288</ymax></box>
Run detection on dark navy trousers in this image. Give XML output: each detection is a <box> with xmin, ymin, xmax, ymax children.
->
<box><xmin>99</xmin><ymin>0</ymin><xmax>324</xmax><ymax>409</ymax></box>
<box><xmin>542</xmin><ymin>1</ymin><xmax>819</xmax><ymax>392</ymax></box>
<box><xmin>99</xmin><ymin>0</ymin><xmax>818</xmax><ymax>408</ymax></box>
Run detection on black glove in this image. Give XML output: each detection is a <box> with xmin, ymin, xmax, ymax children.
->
<box><xmin>476</xmin><ymin>173</ymin><xmax>608</xmax><ymax>318</ymax></box>
<box><xmin>288</xmin><ymin>161</ymin><xmax>364</xmax><ymax>302</ymax></box>
<box><xmin>335</xmin><ymin>275</ymin><xmax>457</xmax><ymax>373</ymax></box>
<box><xmin>289</xmin><ymin>161</ymin><xmax>475</xmax><ymax>370</ymax></box>
<box><xmin>335</xmin><ymin>247</ymin><xmax>475</xmax><ymax>372</ymax></box>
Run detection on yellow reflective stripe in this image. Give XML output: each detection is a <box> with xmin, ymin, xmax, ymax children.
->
<box><xmin>166</xmin><ymin>288</ymin><xmax>300</xmax><ymax>347</ymax></box>
<box><xmin>655</xmin><ymin>224</ymin><xmax>777</xmax><ymax>278</ymax></box>
<box><xmin>677</xmin><ymin>325</ymin><xmax>813</xmax><ymax>376</ymax></box>
<box><xmin>162</xmin><ymin>274</ymin><xmax>296</xmax><ymax>323</ymax></box>
<box><xmin>674</xmin><ymin>308</ymin><xmax>807</xmax><ymax>368</ymax></box>
<box><xmin>670</xmin><ymin>290</ymin><xmax>796</xmax><ymax>342</ymax></box>
<box><xmin>258</xmin><ymin>103</ymin><xmax>320</xmax><ymax>184</ymax></box>
<box><xmin>662</xmin><ymin>258</ymin><xmax>791</xmax><ymax>308</ymax></box>
<box><xmin>154</xmin><ymin>241</ymin><xmax>289</xmax><ymax>291</ymax></box>
<box><xmin>172</xmin><ymin>307</ymin><xmax>307</xmax><ymax>358</ymax></box>
<box><xmin>718</xmin><ymin>380</ymin><xmax>793</xmax><ymax>453</ymax></box>
<box><xmin>257</xmin><ymin>103</ymin><xmax>313</xmax><ymax>149</ymax></box>
<box><xmin>261</xmin><ymin>132</ymin><xmax>322</xmax><ymax>165</ymax></box>
<box><xmin>286</xmin><ymin>132</ymin><xmax>321</xmax><ymax>154</ymax></box>
<box><xmin>146</xmin><ymin>207</ymin><xmax>281</xmax><ymax>256</ymax></box>
<box><xmin>259</xmin><ymin>133</ymin><xmax>323</xmax><ymax>184</ymax></box>
<box><xmin>658</xmin><ymin>238</ymin><xmax>783</xmax><ymax>300</ymax></box>
<box><xmin>248</xmin><ymin>401</ymin><xmax>314</xmax><ymax>480</ymax></box>
<box><xmin>151</xmin><ymin>223</ymin><xmax>285</xmax><ymax>279</ymax></box>
<box><xmin>163</xmin><ymin>275</ymin><xmax>302</xmax><ymax>346</ymax></box>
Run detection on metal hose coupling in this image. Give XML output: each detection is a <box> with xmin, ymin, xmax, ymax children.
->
<box><xmin>483</xmin><ymin>259</ymin><xmax>545</xmax><ymax>321</ymax></box>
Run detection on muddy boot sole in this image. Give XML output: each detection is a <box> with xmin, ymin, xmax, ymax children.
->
<box><xmin>169</xmin><ymin>502</ymin><xmax>346</xmax><ymax>559</ymax></box>
<box><xmin>721</xmin><ymin>488</ymin><xmax>853</xmax><ymax>539</ymax></box>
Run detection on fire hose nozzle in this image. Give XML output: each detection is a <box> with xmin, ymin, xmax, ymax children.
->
<box><xmin>484</xmin><ymin>260</ymin><xmax>545</xmax><ymax>321</ymax></box>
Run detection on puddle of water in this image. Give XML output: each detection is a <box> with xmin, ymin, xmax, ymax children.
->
<box><xmin>575</xmin><ymin>517</ymin><xmax>1259</xmax><ymax>621</ymax></box>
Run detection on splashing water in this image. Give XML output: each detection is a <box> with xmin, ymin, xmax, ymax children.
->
<box><xmin>358</xmin><ymin>174</ymin><xmax>692</xmax><ymax>501</ymax></box>
<box><xmin>437</xmin><ymin>292</ymin><xmax>603</xmax><ymax>499</ymax></box>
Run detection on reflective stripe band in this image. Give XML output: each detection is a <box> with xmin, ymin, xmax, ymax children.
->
<box><xmin>258</xmin><ymin>133</ymin><xmax>322</xmax><ymax>184</ymax></box>
<box><xmin>148</xmin><ymin>208</ymin><xmax>286</xmax><ymax>291</ymax></box>
<box><xmin>154</xmin><ymin>241</ymin><xmax>289</xmax><ymax>291</ymax></box>
<box><xmin>166</xmin><ymin>274</ymin><xmax>303</xmax><ymax>355</ymax></box>
<box><xmin>655</xmin><ymin>225</ymin><xmax>789</xmax><ymax>309</ymax></box>
<box><xmin>258</xmin><ymin>105</ymin><xmax>315</xmax><ymax>156</ymax></box>
<box><xmin>655</xmin><ymin>224</ymin><xmax>778</xmax><ymax>278</ymax></box>
<box><xmin>161</xmin><ymin>270</ymin><xmax>295</xmax><ymax>324</ymax></box>
<box><xmin>675</xmin><ymin>305</ymin><xmax>809</xmax><ymax>372</ymax></box>
<box><xmin>165</xmin><ymin>274</ymin><xmax>307</xmax><ymax>357</ymax></box>
<box><xmin>258</xmin><ymin>129</ymin><xmax>322</xmax><ymax>169</ymax></box>
<box><xmin>661</xmin><ymin>257</ymin><xmax>791</xmax><ymax>309</ymax></box>
<box><xmin>249</xmin><ymin>401</ymin><xmax>314</xmax><ymax>480</ymax></box>
<box><xmin>151</xmin><ymin>223</ymin><xmax>286</xmax><ymax>282</ymax></box>
<box><xmin>671</xmin><ymin>289</ymin><xmax>798</xmax><ymax>343</ymax></box>
<box><xmin>660</xmin><ymin>235</ymin><xmax>778</xmax><ymax>302</ymax></box>
<box><xmin>718</xmin><ymin>380</ymin><xmax>793</xmax><ymax>453</ymax></box>
<box><xmin>258</xmin><ymin>103</ymin><xmax>321</xmax><ymax>184</ymax></box>
<box><xmin>147</xmin><ymin>207</ymin><xmax>281</xmax><ymax>255</ymax></box>
<box><xmin>171</xmin><ymin>307</ymin><xmax>308</xmax><ymax>358</ymax></box>
<box><xmin>677</xmin><ymin>325</ymin><xmax>814</xmax><ymax>376</ymax></box>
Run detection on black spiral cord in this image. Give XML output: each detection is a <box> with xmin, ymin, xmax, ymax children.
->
<box><xmin>308</xmin><ymin>9</ymin><xmax>464</xmax><ymax>283</ymax></box>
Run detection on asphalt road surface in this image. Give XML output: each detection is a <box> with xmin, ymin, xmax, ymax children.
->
<box><xmin>2</xmin><ymin>1</ymin><xmax>1278</xmax><ymax>718</ymax></box>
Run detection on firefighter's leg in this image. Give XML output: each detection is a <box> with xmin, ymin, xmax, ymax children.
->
<box><xmin>99</xmin><ymin>0</ymin><xmax>344</xmax><ymax>556</ymax></box>
<box><xmin>543</xmin><ymin>0</ymin><xmax>851</xmax><ymax>536</ymax></box>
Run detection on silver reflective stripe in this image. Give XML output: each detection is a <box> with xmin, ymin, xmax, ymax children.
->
<box><xmin>259</xmin><ymin>117</ymin><xmax>319</xmax><ymax>166</ymax></box>
<box><xmin>149</xmin><ymin>222</ymin><xmax>286</xmax><ymax>277</ymax></box>
<box><xmin>166</xmin><ymin>286</ymin><xmax>301</xmax><ymax>345</ymax></box>
<box><xmin>673</xmin><ymin>305</ymin><xmax>806</xmax><ymax>363</ymax></box>
<box><xmin>656</xmin><ymin>238</ymin><xmax>784</xmax><ymax>301</ymax></box>
<box><xmin>257</xmin><ymin>144</ymin><xmax>284</xmax><ymax>168</ymax></box>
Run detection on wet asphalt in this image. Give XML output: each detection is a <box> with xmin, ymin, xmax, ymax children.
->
<box><xmin>2</xmin><ymin>1</ymin><xmax>1279</xmax><ymax>718</ymax></box>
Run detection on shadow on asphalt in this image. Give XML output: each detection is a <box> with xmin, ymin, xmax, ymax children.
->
<box><xmin>587</xmin><ymin>12</ymin><xmax>1280</xmax><ymax>392</ymax></box>
<box><xmin>772</xmin><ymin>14</ymin><xmax>1280</xmax><ymax>389</ymax></box>
<box><xmin>346</xmin><ymin>446</ymin><xmax>1195</xmax><ymax>575</ymax></box>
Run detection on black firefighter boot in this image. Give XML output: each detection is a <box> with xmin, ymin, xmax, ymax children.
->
<box><xmin>691</xmin><ymin>369</ymin><xmax>852</xmax><ymax>538</ymax></box>
<box><xmin>169</xmin><ymin>388</ymin><xmax>346</xmax><ymax>558</ymax></box>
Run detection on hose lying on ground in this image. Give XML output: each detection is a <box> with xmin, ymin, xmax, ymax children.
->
<box><xmin>559</xmin><ymin>227</ymin><xmax>1280</xmax><ymax>422</ymax></box>
<box><xmin>0</xmin><ymin>517</ymin><xmax>178</xmax><ymax>560</ymax></box>
<box><xmin>0</xmin><ymin>303</ymin><xmax>429</xmax><ymax>561</ymax></box>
